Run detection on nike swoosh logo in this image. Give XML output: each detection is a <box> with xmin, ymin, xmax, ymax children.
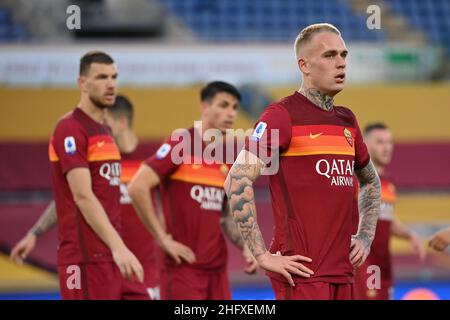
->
<box><xmin>309</xmin><ymin>132</ymin><xmax>323</xmax><ymax>139</ymax></box>
<box><xmin>97</xmin><ymin>141</ymin><xmax>105</xmax><ymax>148</ymax></box>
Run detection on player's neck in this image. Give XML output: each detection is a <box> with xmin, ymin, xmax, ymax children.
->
<box><xmin>197</xmin><ymin>121</ymin><xmax>225</xmax><ymax>144</ymax></box>
<box><xmin>78</xmin><ymin>97</ymin><xmax>105</xmax><ymax>123</ymax></box>
<box><xmin>116</xmin><ymin>129</ymin><xmax>138</xmax><ymax>154</ymax></box>
<box><xmin>299</xmin><ymin>86</ymin><xmax>334</xmax><ymax>112</ymax></box>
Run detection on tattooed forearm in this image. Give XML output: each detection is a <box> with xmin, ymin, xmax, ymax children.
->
<box><xmin>299</xmin><ymin>87</ymin><xmax>334</xmax><ymax>111</ymax></box>
<box><xmin>355</xmin><ymin>160</ymin><xmax>381</xmax><ymax>249</ymax></box>
<box><xmin>30</xmin><ymin>201</ymin><xmax>57</xmax><ymax>237</ymax></box>
<box><xmin>220</xmin><ymin>206</ymin><xmax>245</xmax><ymax>250</ymax></box>
<box><xmin>225</xmin><ymin>151</ymin><xmax>266</xmax><ymax>258</ymax></box>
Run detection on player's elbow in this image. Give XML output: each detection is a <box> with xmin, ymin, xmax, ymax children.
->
<box><xmin>129</xmin><ymin>165</ymin><xmax>160</xmax><ymax>201</ymax></box>
<box><xmin>127</xmin><ymin>182</ymin><xmax>139</xmax><ymax>201</ymax></box>
<box><xmin>128</xmin><ymin>178</ymin><xmax>145</xmax><ymax>201</ymax></box>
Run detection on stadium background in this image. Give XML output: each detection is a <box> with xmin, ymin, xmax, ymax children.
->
<box><xmin>0</xmin><ymin>0</ymin><xmax>449</xmax><ymax>300</ymax></box>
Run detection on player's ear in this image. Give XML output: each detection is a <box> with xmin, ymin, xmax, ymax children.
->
<box><xmin>200</xmin><ymin>101</ymin><xmax>210</xmax><ymax>113</ymax></box>
<box><xmin>120</xmin><ymin>117</ymin><xmax>128</xmax><ymax>130</ymax></box>
<box><xmin>298</xmin><ymin>57</ymin><xmax>309</xmax><ymax>75</ymax></box>
<box><xmin>78</xmin><ymin>76</ymin><xmax>87</xmax><ymax>92</ymax></box>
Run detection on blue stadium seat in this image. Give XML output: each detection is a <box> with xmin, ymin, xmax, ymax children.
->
<box><xmin>0</xmin><ymin>6</ymin><xmax>28</xmax><ymax>42</ymax></box>
<box><xmin>387</xmin><ymin>0</ymin><xmax>449</xmax><ymax>55</ymax></box>
<box><xmin>9</xmin><ymin>24</ymin><xmax>26</xmax><ymax>41</ymax></box>
<box><xmin>158</xmin><ymin>0</ymin><xmax>401</xmax><ymax>43</ymax></box>
<box><xmin>0</xmin><ymin>7</ymin><xmax>10</xmax><ymax>25</ymax></box>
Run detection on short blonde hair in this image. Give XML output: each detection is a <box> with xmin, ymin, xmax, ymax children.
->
<box><xmin>294</xmin><ymin>23</ymin><xmax>341</xmax><ymax>60</ymax></box>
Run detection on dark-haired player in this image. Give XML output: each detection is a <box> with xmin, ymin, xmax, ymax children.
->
<box><xmin>48</xmin><ymin>51</ymin><xmax>143</xmax><ymax>299</ymax></box>
<box><xmin>128</xmin><ymin>81</ymin><xmax>257</xmax><ymax>300</ymax></box>
<box><xmin>11</xmin><ymin>94</ymin><xmax>156</xmax><ymax>300</ymax></box>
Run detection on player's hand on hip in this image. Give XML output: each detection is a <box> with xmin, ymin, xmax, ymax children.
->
<box><xmin>242</xmin><ymin>245</ymin><xmax>258</xmax><ymax>275</ymax></box>
<box><xmin>112</xmin><ymin>245</ymin><xmax>144</xmax><ymax>283</ymax></box>
<box><xmin>160</xmin><ymin>234</ymin><xmax>196</xmax><ymax>265</ymax></box>
<box><xmin>256</xmin><ymin>251</ymin><xmax>314</xmax><ymax>287</ymax></box>
<box><xmin>350</xmin><ymin>236</ymin><xmax>370</xmax><ymax>268</ymax></box>
<box><xmin>429</xmin><ymin>227</ymin><xmax>450</xmax><ymax>252</ymax></box>
<box><xmin>10</xmin><ymin>232</ymin><xmax>37</xmax><ymax>265</ymax></box>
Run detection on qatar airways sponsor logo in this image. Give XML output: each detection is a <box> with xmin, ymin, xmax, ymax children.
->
<box><xmin>99</xmin><ymin>162</ymin><xmax>121</xmax><ymax>186</ymax></box>
<box><xmin>190</xmin><ymin>185</ymin><xmax>225</xmax><ymax>211</ymax></box>
<box><xmin>315</xmin><ymin>159</ymin><xmax>355</xmax><ymax>186</ymax></box>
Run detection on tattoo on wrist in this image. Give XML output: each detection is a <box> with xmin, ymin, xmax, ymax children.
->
<box><xmin>31</xmin><ymin>227</ymin><xmax>42</xmax><ymax>238</ymax></box>
<box><xmin>30</xmin><ymin>204</ymin><xmax>57</xmax><ymax>238</ymax></box>
<box><xmin>355</xmin><ymin>233</ymin><xmax>371</xmax><ymax>249</ymax></box>
<box><xmin>254</xmin><ymin>250</ymin><xmax>267</xmax><ymax>260</ymax></box>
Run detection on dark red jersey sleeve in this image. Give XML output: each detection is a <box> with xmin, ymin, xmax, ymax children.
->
<box><xmin>51</xmin><ymin>120</ymin><xmax>89</xmax><ymax>175</ymax></box>
<box><xmin>243</xmin><ymin>104</ymin><xmax>292</xmax><ymax>164</ymax></box>
<box><xmin>145</xmin><ymin>136</ymin><xmax>181</xmax><ymax>181</ymax></box>
<box><xmin>352</xmin><ymin>114</ymin><xmax>370</xmax><ymax>170</ymax></box>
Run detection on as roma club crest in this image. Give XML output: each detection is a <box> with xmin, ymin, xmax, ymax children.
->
<box><xmin>343</xmin><ymin>128</ymin><xmax>353</xmax><ymax>147</ymax></box>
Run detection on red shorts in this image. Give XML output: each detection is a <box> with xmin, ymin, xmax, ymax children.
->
<box><xmin>123</xmin><ymin>259</ymin><xmax>160</xmax><ymax>300</ymax></box>
<box><xmin>160</xmin><ymin>265</ymin><xmax>231</xmax><ymax>300</ymax></box>
<box><xmin>270</xmin><ymin>278</ymin><xmax>354</xmax><ymax>300</ymax></box>
<box><xmin>58</xmin><ymin>262</ymin><xmax>149</xmax><ymax>300</ymax></box>
<box><xmin>354</xmin><ymin>285</ymin><xmax>391</xmax><ymax>300</ymax></box>
<box><xmin>353</xmin><ymin>268</ymin><xmax>392</xmax><ymax>300</ymax></box>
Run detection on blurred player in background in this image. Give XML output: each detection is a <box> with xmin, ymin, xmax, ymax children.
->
<box><xmin>20</xmin><ymin>51</ymin><xmax>144</xmax><ymax>299</ymax></box>
<box><xmin>128</xmin><ymin>81</ymin><xmax>257</xmax><ymax>300</ymax></box>
<box><xmin>10</xmin><ymin>94</ymin><xmax>158</xmax><ymax>299</ymax></box>
<box><xmin>353</xmin><ymin>123</ymin><xmax>426</xmax><ymax>300</ymax></box>
<box><xmin>224</xmin><ymin>23</ymin><xmax>381</xmax><ymax>300</ymax></box>
<box><xmin>101</xmin><ymin>95</ymin><xmax>161</xmax><ymax>299</ymax></box>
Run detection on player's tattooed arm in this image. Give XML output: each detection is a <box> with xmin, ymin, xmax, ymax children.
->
<box><xmin>355</xmin><ymin>160</ymin><xmax>381</xmax><ymax>249</ymax></box>
<box><xmin>299</xmin><ymin>87</ymin><xmax>334</xmax><ymax>111</ymax></box>
<box><xmin>225</xmin><ymin>150</ymin><xmax>315</xmax><ymax>284</ymax></box>
<box><xmin>222</xmin><ymin>198</ymin><xmax>259</xmax><ymax>274</ymax></box>
<box><xmin>224</xmin><ymin>150</ymin><xmax>267</xmax><ymax>259</ymax></box>
<box><xmin>220</xmin><ymin>202</ymin><xmax>245</xmax><ymax>250</ymax></box>
<box><xmin>30</xmin><ymin>200</ymin><xmax>57</xmax><ymax>237</ymax></box>
<box><xmin>10</xmin><ymin>200</ymin><xmax>57</xmax><ymax>264</ymax></box>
